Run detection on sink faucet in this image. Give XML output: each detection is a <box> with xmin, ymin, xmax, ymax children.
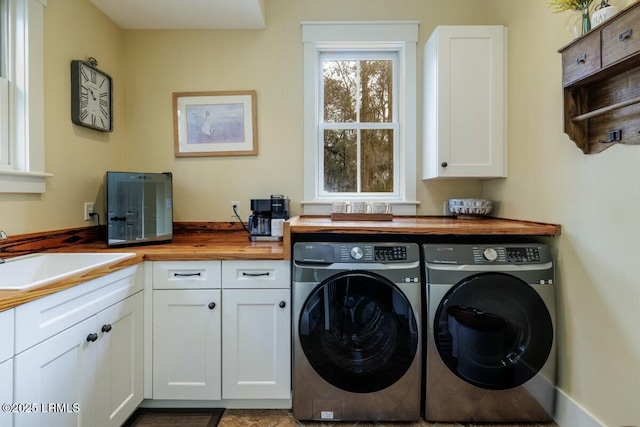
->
<box><xmin>0</xmin><ymin>230</ymin><xmax>6</xmax><ymax>263</ymax></box>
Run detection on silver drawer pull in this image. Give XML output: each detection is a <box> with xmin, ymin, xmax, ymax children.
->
<box><xmin>242</xmin><ymin>272</ymin><xmax>270</xmax><ymax>277</ymax></box>
<box><xmin>174</xmin><ymin>272</ymin><xmax>202</xmax><ymax>277</ymax></box>
<box><xmin>619</xmin><ymin>29</ymin><xmax>633</xmax><ymax>41</ymax></box>
<box><xmin>576</xmin><ymin>53</ymin><xmax>587</xmax><ymax>64</ymax></box>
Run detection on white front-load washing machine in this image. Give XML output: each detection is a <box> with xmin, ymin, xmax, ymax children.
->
<box><xmin>423</xmin><ymin>243</ymin><xmax>556</xmax><ymax>422</ymax></box>
<box><xmin>292</xmin><ymin>241</ymin><xmax>422</xmax><ymax>422</ymax></box>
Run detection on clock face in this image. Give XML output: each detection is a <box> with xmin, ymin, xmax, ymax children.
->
<box><xmin>71</xmin><ymin>60</ymin><xmax>113</xmax><ymax>132</ymax></box>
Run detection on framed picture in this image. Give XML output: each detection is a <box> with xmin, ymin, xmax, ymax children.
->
<box><xmin>173</xmin><ymin>90</ymin><xmax>257</xmax><ymax>157</ymax></box>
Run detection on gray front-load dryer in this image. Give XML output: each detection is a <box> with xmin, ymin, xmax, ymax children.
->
<box><xmin>292</xmin><ymin>242</ymin><xmax>422</xmax><ymax>422</ymax></box>
<box><xmin>424</xmin><ymin>243</ymin><xmax>556</xmax><ymax>422</ymax></box>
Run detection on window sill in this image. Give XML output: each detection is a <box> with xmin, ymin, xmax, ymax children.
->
<box><xmin>301</xmin><ymin>200</ymin><xmax>419</xmax><ymax>216</ymax></box>
<box><xmin>0</xmin><ymin>169</ymin><xmax>52</xmax><ymax>193</ymax></box>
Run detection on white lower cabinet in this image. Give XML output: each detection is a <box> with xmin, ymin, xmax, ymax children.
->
<box><xmin>13</xmin><ymin>267</ymin><xmax>143</xmax><ymax>427</ymax></box>
<box><xmin>0</xmin><ymin>358</ymin><xmax>14</xmax><ymax>427</ymax></box>
<box><xmin>221</xmin><ymin>260</ymin><xmax>291</xmax><ymax>400</ymax></box>
<box><xmin>15</xmin><ymin>316</ymin><xmax>98</xmax><ymax>427</ymax></box>
<box><xmin>222</xmin><ymin>287</ymin><xmax>290</xmax><ymax>399</ymax></box>
<box><xmin>0</xmin><ymin>308</ymin><xmax>14</xmax><ymax>427</ymax></box>
<box><xmin>152</xmin><ymin>289</ymin><xmax>222</xmax><ymax>400</ymax></box>
<box><xmin>96</xmin><ymin>292</ymin><xmax>144</xmax><ymax>426</ymax></box>
<box><xmin>150</xmin><ymin>260</ymin><xmax>291</xmax><ymax>402</ymax></box>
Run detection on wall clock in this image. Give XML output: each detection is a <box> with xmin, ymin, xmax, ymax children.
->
<box><xmin>70</xmin><ymin>57</ymin><xmax>113</xmax><ymax>132</ymax></box>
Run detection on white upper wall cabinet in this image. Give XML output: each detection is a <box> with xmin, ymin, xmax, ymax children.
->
<box><xmin>423</xmin><ymin>26</ymin><xmax>507</xmax><ymax>179</ymax></box>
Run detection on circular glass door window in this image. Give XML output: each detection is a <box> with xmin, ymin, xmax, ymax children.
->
<box><xmin>299</xmin><ymin>271</ymin><xmax>418</xmax><ymax>393</ymax></box>
<box><xmin>434</xmin><ymin>272</ymin><xmax>553</xmax><ymax>390</ymax></box>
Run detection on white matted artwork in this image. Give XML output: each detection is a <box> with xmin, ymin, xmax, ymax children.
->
<box><xmin>173</xmin><ymin>90</ymin><xmax>257</xmax><ymax>157</ymax></box>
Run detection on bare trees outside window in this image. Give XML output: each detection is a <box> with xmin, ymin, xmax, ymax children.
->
<box><xmin>321</xmin><ymin>56</ymin><xmax>396</xmax><ymax>194</ymax></box>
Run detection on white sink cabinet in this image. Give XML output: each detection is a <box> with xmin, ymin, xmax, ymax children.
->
<box><xmin>13</xmin><ymin>266</ymin><xmax>143</xmax><ymax>427</ymax></box>
<box><xmin>0</xmin><ymin>308</ymin><xmax>14</xmax><ymax>427</ymax></box>
<box><xmin>423</xmin><ymin>25</ymin><xmax>506</xmax><ymax>179</ymax></box>
<box><xmin>221</xmin><ymin>260</ymin><xmax>291</xmax><ymax>400</ymax></box>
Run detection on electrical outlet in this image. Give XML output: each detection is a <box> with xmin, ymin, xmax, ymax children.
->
<box><xmin>230</xmin><ymin>201</ymin><xmax>240</xmax><ymax>218</ymax></box>
<box><xmin>84</xmin><ymin>202</ymin><xmax>95</xmax><ymax>221</ymax></box>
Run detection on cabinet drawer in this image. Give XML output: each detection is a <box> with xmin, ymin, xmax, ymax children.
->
<box><xmin>222</xmin><ymin>260</ymin><xmax>290</xmax><ymax>289</ymax></box>
<box><xmin>561</xmin><ymin>31</ymin><xmax>601</xmax><ymax>86</ymax></box>
<box><xmin>15</xmin><ymin>266</ymin><xmax>140</xmax><ymax>354</ymax></box>
<box><xmin>602</xmin><ymin>5</ymin><xmax>640</xmax><ymax>67</ymax></box>
<box><xmin>0</xmin><ymin>309</ymin><xmax>13</xmax><ymax>362</ymax></box>
<box><xmin>152</xmin><ymin>261</ymin><xmax>221</xmax><ymax>289</ymax></box>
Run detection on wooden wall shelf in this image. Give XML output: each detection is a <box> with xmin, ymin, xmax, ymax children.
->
<box><xmin>558</xmin><ymin>1</ymin><xmax>640</xmax><ymax>154</ymax></box>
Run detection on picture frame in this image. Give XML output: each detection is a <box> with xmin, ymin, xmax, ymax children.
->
<box><xmin>173</xmin><ymin>90</ymin><xmax>258</xmax><ymax>157</ymax></box>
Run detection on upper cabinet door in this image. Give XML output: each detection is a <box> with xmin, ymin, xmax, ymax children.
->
<box><xmin>423</xmin><ymin>26</ymin><xmax>507</xmax><ymax>179</ymax></box>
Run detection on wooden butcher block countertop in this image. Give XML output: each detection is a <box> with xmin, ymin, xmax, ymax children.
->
<box><xmin>0</xmin><ymin>228</ymin><xmax>284</xmax><ymax>312</ymax></box>
<box><xmin>0</xmin><ymin>216</ymin><xmax>560</xmax><ymax>311</ymax></box>
<box><xmin>285</xmin><ymin>215</ymin><xmax>561</xmax><ymax>236</ymax></box>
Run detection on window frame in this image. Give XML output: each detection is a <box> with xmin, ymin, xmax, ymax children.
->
<box><xmin>0</xmin><ymin>0</ymin><xmax>50</xmax><ymax>194</ymax></box>
<box><xmin>301</xmin><ymin>21</ymin><xmax>418</xmax><ymax>215</ymax></box>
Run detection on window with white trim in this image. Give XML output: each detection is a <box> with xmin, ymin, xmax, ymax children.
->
<box><xmin>0</xmin><ymin>0</ymin><xmax>50</xmax><ymax>193</ymax></box>
<box><xmin>302</xmin><ymin>21</ymin><xmax>418</xmax><ymax>215</ymax></box>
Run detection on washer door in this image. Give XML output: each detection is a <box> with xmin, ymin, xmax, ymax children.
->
<box><xmin>299</xmin><ymin>271</ymin><xmax>418</xmax><ymax>393</ymax></box>
<box><xmin>434</xmin><ymin>272</ymin><xmax>553</xmax><ymax>390</ymax></box>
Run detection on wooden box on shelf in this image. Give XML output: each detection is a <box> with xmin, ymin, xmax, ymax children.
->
<box><xmin>330</xmin><ymin>213</ymin><xmax>394</xmax><ymax>222</ymax></box>
<box><xmin>558</xmin><ymin>1</ymin><xmax>640</xmax><ymax>154</ymax></box>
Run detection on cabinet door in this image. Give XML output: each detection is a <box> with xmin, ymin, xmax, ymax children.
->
<box><xmin>0</xmin><ymin>358</ymin><xmax>13</xmax><ymax>427</ymax></box>
<box><xmin>96</xmin><ymin>292</ymin><xmax>143</xmax><ymax>427</ymax></box>
<box><xmin>423</xmin><ymin>25</ymin><xmax>506</xmax><ymax>179</ymax></box>
<box><xmin>0</xmin><ymin>308</ymin><xmax>14</xmax><ymax>362</ymax></box>
<box><xmin>14</xmin><ymin>316</ymin><xmax>97</xmax><ymax>427</ymax></box>
<box><xmin>153</xmin><ymin>290</ymin><xmax>222</xmax><ymax>400</ymax></box>
<box><xmin>222</xmin><ymin>288</ymin><xmax>291</xmax><ymax>399</ymax></box>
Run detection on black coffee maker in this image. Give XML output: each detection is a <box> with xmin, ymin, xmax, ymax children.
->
<box><xmin>248</xmin><ymin>195</ymin><xmax>290</xmax><ymax>241</ymax></box>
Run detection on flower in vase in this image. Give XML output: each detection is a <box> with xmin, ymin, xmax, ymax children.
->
<box><xmin>548</xmin><ymin>0</ymin><xmax>594</xmax><ymax>12</ymax></box>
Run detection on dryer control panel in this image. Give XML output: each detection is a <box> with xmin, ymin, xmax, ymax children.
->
<box><xmin>425</xmin><ymin>244</ymin><xmax>551</xmax><ymax>265</ymax></box>
<box><xmin>473</xmin><ymin>246</ymin><xmax>542</xmax><ymax>263</ymax></box>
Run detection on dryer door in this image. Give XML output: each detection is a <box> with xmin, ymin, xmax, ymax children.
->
<box><xmin>298</xmin><ymin>271</ymin><xmax>419</xmax><ymax>393</ymax></box>
<box><xmin>434</xmin><ymin>272</ymin><xmax>553</xmax><ymax>390</ymax></box>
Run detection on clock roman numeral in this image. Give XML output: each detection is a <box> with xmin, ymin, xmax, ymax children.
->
<box><xmin>80</xmin><ymin>110</ymin><xmax>88</xmax><ymax>120</ymax></box>
<box><xmin>91</xmin><ymin>114</ymin><xmax>97</xmax><ymax>126</ymax></box>
<box><xmin>99</xmin><ymin>92</ymin><xmax>108</xmax><ymax>98</ymax></box>
<box><xmin>81</xmin><ymin>68</ymin><xmax>89</xmax><ymax>82</ymax></box>
<box><xmin>100</xmin><ymin>105</ymin><xmax>109</xmax><ymax>119</ymax></box>
<box><xmin>99</xmin><ymin>98</ymin><xmax>108</xmax><ymax>107</ymax></box>
<box><xmin>90</xmin><ymin>70</ymin><xmax>97</xmax><ymax>84</ymax></box>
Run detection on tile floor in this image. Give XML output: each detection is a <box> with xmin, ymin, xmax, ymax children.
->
<box><xmin>217</xmin><ymin>409</ymin><xmax>558</xmax><ymax>427</ymax></box>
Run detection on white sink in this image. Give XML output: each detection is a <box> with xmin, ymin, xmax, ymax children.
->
<box><xmin>0</xmin><ymin>252</ymin><xmax>135</xmax><ymax>290</ymax></box>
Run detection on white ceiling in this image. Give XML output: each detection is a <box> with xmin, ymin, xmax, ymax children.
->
<box><xmin>89</xmin><ymin>0</ymin><xmax>266</xmax><ymax>29</ymax></box>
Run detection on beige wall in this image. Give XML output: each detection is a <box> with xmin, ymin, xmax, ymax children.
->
<box><xmin>1</xmin><ymin>0</ymin><xmax>638</xmax><ymax>425</ymax></box>
<box><xmin>485</xmin><ymin>1</ymin><xmax>639</xmax><ymax>426</ymax></box>
<box><xmin>0</xmin><ymin>0</ymin><xmax>124</xmax><ymax>232</ymax></box>
<box><xmin>122</xmin><ymin>0</ymin><xmax>489</xmax><ymax>221</ymax></box>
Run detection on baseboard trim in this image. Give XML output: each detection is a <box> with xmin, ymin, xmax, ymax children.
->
<box><xmin>555</xmin><ymin>388</ymin><xmax>606</xmax><ymax>427</ymax></box>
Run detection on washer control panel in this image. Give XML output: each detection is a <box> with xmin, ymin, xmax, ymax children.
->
<box><xmin>341</xmin><ymin>245</ymin><xmax>409</xmax><ymax>262</ymax></box>
<box><xmin>294</xmin><ymin>242</ymin><xmax>419</xmax><ymax>264</ymax></box>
